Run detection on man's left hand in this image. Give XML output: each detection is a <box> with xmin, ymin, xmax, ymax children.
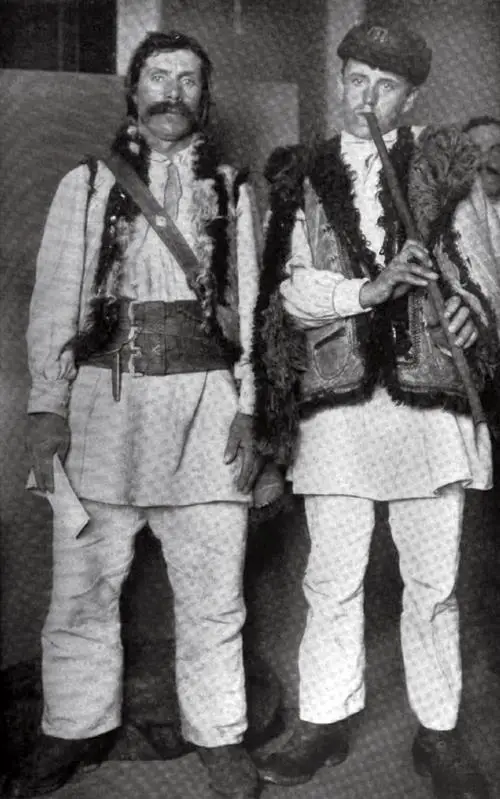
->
<box><xmin>224</xmin><ymin>412</ymin><xmax>263</xmax><ymax>493</ymax></box>
<box><xmin>429</xmin><ymin>295</ymin><xmax>478</xmax><ymax>349</ymax></box>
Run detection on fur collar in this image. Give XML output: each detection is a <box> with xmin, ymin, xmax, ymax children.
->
<box><xmin>309</xmin><ymin>127</ymin><xmax>415</xmax><ymax>277</ymax></box>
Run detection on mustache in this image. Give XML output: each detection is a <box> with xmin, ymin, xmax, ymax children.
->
<box><xmin>144</xmin><ymin>100</ymin><xmax>197</xmax><ymax>122</ymax></box>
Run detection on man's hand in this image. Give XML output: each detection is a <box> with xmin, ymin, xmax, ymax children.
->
<box><xmin>360</xmin><ymin>239</ymin><xmax>438</xmax><ymax>308</ymax></box>
<box><xmin>428</xmin><ymin>295</ymin><xmax>478</xmax><ymax>350</ymax></box>
<box><xmin>253</xmin><ymin>462</ymin><xmax>285</xmax><ymax>509</ymax></box>
<box><xmin>28</xmin><ymin>412</ymin><xmax>70</xmax><ymax>493</ymax></box>
<box><xmin>224</xmin><ymin>412</ymin><xmax>262</xmax><ymax>494</ymax></box>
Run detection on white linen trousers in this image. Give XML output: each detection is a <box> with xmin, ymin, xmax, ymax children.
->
<box><xmin>42</xmin><ymin>499</ymin><xmax>248</xmax><ymax>746</ymax></box>
<box><xmin>299</xmin><ymin>487</ymin><xmax>464</xmax><ymax>730</ymax></box>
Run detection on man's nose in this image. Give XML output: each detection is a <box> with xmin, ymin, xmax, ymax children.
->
<box><xmin>362</xmin><ymin>84</ymin><xmax>376</xmax><ymax>108</ymax></box>
<box><xmin>162</xmin><ymin>80</ymin><xmax>180</xmax><ymax>100</ymax></box>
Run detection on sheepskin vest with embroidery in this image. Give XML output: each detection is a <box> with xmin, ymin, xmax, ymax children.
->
<box><xmin>252</xmin><ymin>126</ymin><xmax>498</xmax><ymax>465</ymax></box>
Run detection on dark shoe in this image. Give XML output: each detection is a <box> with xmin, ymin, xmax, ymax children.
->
<box><xmin>133</xmin><ymin>721</ymin><xmax>195</xmax><ymax>760</ymax></box>
<box><xmin>253</xmin><ymin>718</ymin><xmax>349</xmax><ymax>786</ymax></box>
<box><xmin>2</xmin><ymin>731</ymin><xmax>115</xmax><ymax>798</ymax></box>
<box><xmin>196</xmin><ymin>743</ymin><xmax>261</xmax><ymax>798</ymax></box>
<box><xmin>412</xmin><ymin>726</ymin><xmax>490</xmax><ymax>799</ymax></box>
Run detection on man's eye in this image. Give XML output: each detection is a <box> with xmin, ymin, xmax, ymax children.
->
<box><xmin>381</xmin><ymin>81</ymin><xmax>395</xmax><ymax>91</ymax></box>
<box><xmin>182</xmin><ymin>77</ymin><xmax>196</xmax><ymax>87</ymax></box>
<box><xmin>351</xmin><ymin>77</ymin><xmax>363</xmax><ymax>86</ymax></box>
<box><xmin>151</xmin><ymin>73</ymin><xmax>164</xmax><ymax>82</ymax></box>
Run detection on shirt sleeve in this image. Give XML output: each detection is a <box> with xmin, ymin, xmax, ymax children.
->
<box><xmin>27</xmin><ymin>166</ymin><xmax>89</xmax><ymax>418</ymax></box>
<box><xmin>233</xmin><ymin>181</ymin><xmax>260</xmax><ymax>415</ymax></box>
<box><xmin>280</xmin><ymin>210</ymin><xmax>371</xmax><ymax>328</ymax></box>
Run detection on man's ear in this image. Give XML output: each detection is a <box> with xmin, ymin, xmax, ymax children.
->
<box><xmin>403</xmin><ymin>87</ymin><xmax>419</xmax><ymax>115</ymax></box>
<box><xmin>336</xmin><ymin>74</ymin><xmax>344</xmax><ymax>101</ymax></box>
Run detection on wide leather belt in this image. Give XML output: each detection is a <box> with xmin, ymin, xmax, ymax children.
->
<box><xmin>81</xmin><ymin>299</ymin><xmax>230</xmax><ymax>400</ymax></box>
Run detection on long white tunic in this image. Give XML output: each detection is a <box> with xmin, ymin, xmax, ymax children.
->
<box><xmin>27</xmin><ymin>140</ymin><xmax>260</xmax><ymax>506</ymax></box>
<box><xmin>283</xmin><ymin>129</ymin><xmax>493</xmax><ymax>499</ymax></box>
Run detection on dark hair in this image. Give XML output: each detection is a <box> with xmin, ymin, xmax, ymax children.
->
<box><xmin>463</xmin><ymin>115</ymin><xmax>500</xmax><ymax>133</ymax></box>
<box><xmin>125</xmin><ymin>30</ymin><xmax>213</xmax><ymax>126</ymax></box>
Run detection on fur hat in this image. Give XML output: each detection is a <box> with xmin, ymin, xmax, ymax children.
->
<box><xmin>338</xmin><ymin>20</ymin><xmax>432</xmax><ymax>86</ymax></box>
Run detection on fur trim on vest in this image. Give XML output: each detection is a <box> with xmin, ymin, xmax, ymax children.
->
<box><xmin>70</xmin><ymin>122</ymin><xmax>246</xmax><ymax>365</ymax></box>
<box><xmin>253</xmin><ymin>126</ymin><xmax>500</xmax><ymax>465</ymax></box>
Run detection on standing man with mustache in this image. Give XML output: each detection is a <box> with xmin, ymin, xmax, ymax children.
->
<box><xmin>252</xmin><ymin>20</ymin><xmax>499</xmax><ymax>799</ymax></box>
<box><xmin>6</xmin><ymin>31</ymin><xmax>263</xmax><ymax>799</ymax></box>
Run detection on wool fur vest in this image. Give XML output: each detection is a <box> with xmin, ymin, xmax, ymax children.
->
<box><xmin>70</xmin><ymin>123</ymin><xmax>249</xmax><ymax>366</ymax></box>
<box><xmin>252</xmin><ymin>125</ymin><xmax>500</xmax><ymax>465</ymax></box>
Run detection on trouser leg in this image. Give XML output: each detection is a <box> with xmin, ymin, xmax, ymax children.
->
<box><xmin>149</xmin><ymin>502</ymin><xmax>248</xmax><ymax>747</ymax></box>
<box><xmin>389</xmin><ymin>484</ymin><xmax>464</xmax><ymax>730</ymax></box>
<box><xmin>42</xmin><ymin>501</ymin><xmax>143</xmax><ymax>738</ymax></box>
<box><xmin>299</xmin><ymin>495</ymin><xmax>374</xmax><ymax>723</ymax></box>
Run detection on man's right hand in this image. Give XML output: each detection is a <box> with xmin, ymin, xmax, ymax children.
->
<box><xmin>28</xmin><ymin>413</ymin><xmax>70</xmax><ymax>493</ymax></box>
<box><xmin>359</xmin><ymin>239</ymin><xmax>438</xmax><ymax>308</ymax></box>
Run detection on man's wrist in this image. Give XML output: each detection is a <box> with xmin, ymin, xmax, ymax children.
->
<box><xmin>334</xmin><ymin>278</ymin><xmax>372</xmax><ymax>316</ymax></box>
<box><xmin>359</xmin><ymin>281</ymin><xmax>378</xmax><ymax>309</ymax></box>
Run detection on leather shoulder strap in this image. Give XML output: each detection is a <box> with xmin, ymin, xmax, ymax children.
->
<box><xmin>103</xmin><ymin>152</ymin><xmax>202</xmax><ymax>298</ymax></box>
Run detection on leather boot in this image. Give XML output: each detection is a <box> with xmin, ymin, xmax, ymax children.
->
<box><xmin>196</xmin><ymin>743</ymin><xmax>261</xmax><ymax>798</ymax></box>
<box><xmin>253</xmin><ymin>718</ymin><xmax>349</xmax><ymax>786</ymax></box>
<box><xmin>1</xmin><ymin>731</ymin><xmax>116</xmax><ymax>798</ymax></box>
<box><xmin>412</xmin><ymin>726</ymin><xmax>490</xmax><ymax>799</ymax></box>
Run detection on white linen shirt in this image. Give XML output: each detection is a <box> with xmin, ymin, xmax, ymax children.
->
<box><xmin>27</xmin><ymin>139</ymin><xmax>260</xmax><ymax>506</ymax></box>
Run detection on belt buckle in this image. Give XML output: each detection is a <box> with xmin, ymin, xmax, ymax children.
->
<box><xmin>127</xmin><ymin>300</ymin><xmax>144</xmax><ymax>377</ymax></box>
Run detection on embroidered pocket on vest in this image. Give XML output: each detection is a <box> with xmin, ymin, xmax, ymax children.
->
<box><xmin>300</xmin><ymin>317</ymin><xmax>366</xmax><ymax>407</ymax></box>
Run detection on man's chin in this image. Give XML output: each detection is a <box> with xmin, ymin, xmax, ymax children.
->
<box><xmin>145</xmin><ymin>118</ymin><xmax>195</xmax><ymax>142</ymax></box>
<box><xmin>346</xmin><ymin>121</ymin><xmax>372</xmax><ymax>140</ymax></box>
